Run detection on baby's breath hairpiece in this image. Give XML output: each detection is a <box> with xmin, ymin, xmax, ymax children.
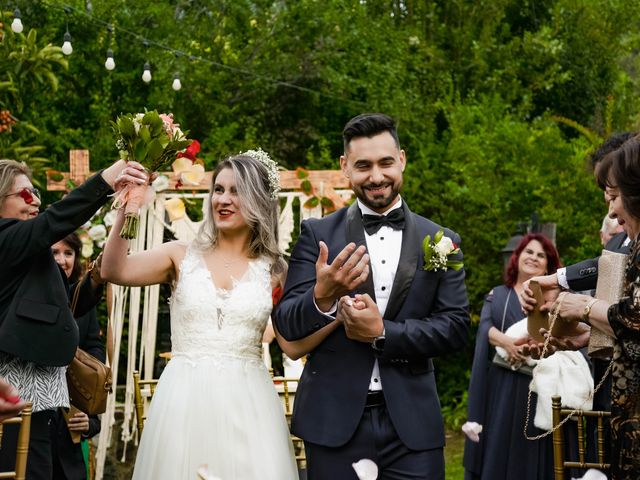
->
<box><xmin>242</xmin><ymin>148</ymin><xmax>281</xmax><ymax>200</ymax></box>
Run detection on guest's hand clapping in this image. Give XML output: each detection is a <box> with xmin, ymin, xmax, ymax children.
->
<box><xmin>337</xmin><ymin>294</ymin><xmax>383</xmax><ymax>343</ymax></box>
<box><xmin>313</xmin><ymin>242</ymin><xmax>370</xmax><ymax>312</ymax></box>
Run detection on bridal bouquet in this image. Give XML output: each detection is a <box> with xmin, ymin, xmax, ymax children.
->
<box><xmin>112</xmin><ymin>110</ymin><xmax>192</xmax><ymax>238</ymax></box>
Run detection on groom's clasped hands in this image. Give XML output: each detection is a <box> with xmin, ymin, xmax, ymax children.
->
<box><xmin>312</xmin><ymin>240</ymin><xmax>384</xmax><ymax>343</ymax></box>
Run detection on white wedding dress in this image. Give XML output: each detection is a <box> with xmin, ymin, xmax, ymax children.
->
<box><xmin>132</xmin><ymin>245</ymin><xmax>297</xmax><ymax>480</ymax></box>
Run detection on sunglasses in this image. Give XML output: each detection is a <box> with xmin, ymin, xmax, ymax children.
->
<box><xmin>3</xmin><ymin>187</ymin><xmax>41</xmax><ymax>205</ymax></box>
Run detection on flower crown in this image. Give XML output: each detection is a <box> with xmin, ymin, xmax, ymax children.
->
<box><xmin>242</xmin><ymin>148</ymin><xmax>281</xmax><ymax>200</ymax></box>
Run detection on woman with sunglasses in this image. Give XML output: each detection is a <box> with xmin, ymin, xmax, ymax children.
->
<box><xmin>0</xmin><ymin>158</ymin><xmax>146</xmax><ymax>479</ymax></box>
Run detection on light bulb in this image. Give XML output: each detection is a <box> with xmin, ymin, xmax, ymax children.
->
<box><xmin>104</xmin><ymin>49</ymin><xmax>115</xmax><ymax>70</ymax></box>
<box><xmin>142</xmin><ymin>63</ymin><xmax>152</xmax><ymax>83</ymax></box>
<box><xmin>172</xmin><ymin>74</ymin><xmax>182</xmax><ymax>91</ymax></box>
<box><xmin>61</xmin><ymin>32</ymin><xmax>73</xmax><ymax>55</ymax></box>
<box><xmin>11</xmin><ymin>9</ymin><xmax>23</xmax><ymax>33</ymax></box>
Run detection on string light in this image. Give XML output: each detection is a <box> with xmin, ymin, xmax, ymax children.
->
<box><xmin>62</xmin><ymin>31</ymin><xmax>73</xmax><ymax>55</ymax></box>
<box><xmin>171</xmin><ymin>73</ymin><xmax>182</xmax><ymax>91</ymax></box>
<box><xmin>61</xmin><ymin>7</ymin><xmax>72</xmax><ymax>55</ymax></box>
<box><xmin>142</xmin><ymin>62</ymin><xmax>152</xmax><ymax>83</ymax></box>
<box><xmin>104</xmin><ymin>25</ymin><xmax>115</xmax><ymax>70</ymax></box>
<box><xmin>141</xmin><ymin>40</ymin><xmax>151</xmax><ymax>83</ymax></box>
<box><xmin>38</xmin><ymin>1</ymin><xmax>365</xmax><ymax>107</ymax></box>
<box><xmin>11</xmin><ymin>8</ymin><xmax>23</xmax><ymax>33</ymax></box>
<box><xmin>104</xmin><ymin>49</ymin><xmax>115</xmax><ymax>70</ymax></box>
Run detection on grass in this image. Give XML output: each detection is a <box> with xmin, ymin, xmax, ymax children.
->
<box><xmin>445</xmin><ymin>429</ymin><xmax>465</xmax><ymax>480</ymax></box>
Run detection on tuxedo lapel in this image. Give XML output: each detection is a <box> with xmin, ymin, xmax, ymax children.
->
<box><xmin>384</xmin><ymin>202</ymin><xmax>419</xmax><ymax>320</ymax></box>
<box><xmin>345</xmin><ymin>202</ymin><xmax>376</xmax><ymax>302</ymax></box>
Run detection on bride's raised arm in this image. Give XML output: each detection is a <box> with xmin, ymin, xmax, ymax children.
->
<box><xmin>270</xmin><ymin>267</ymin><xmax>340</xmax><ymax>360</ymax></box>
<box><xmin>101</xmin><ymin>207</ymin><xmax>180</xmax><ymax>287</ymax></box>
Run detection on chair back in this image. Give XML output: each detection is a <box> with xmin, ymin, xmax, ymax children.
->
<box><xmin>272</xmin><ymin>376</ymin><xmax>305</xmax><ymax>470</ymax></box>
<box><xmin>133</xmin><ymin>371</ymin><xmax>159</xmax><ymax>441</ymax></box>
<box><xmin>0</xmin><ymin>403</ymin><xmax>33</xmax><ymax>480</ymax></box>
<box><xmin>551</xmin><ymin>395</ymin><xmax>610</xmax><ymax>480</ymax></box>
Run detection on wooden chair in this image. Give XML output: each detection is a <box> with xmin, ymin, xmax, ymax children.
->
<box><xmin>272</xmin><ymin>376</ymin><xmax>306</xmax><ymax>470</ymax></box>
<box><xmin>0</xmin><ymin>403</ymin><xmax>33</xmax><ymax>480</ymax></box>
<box><xmin>133</xmin><ymin>371</ymin><xmax>159</xmax><ymax>441</ymax></box>
<box><xmin>551</xmin><ymin>395</ymin><xmax>611</xmax><ymax>480</ymax></box>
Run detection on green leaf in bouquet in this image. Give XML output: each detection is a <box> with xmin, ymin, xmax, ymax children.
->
<box><xmin>143</xmin><ymin>110</ymin><xmax>160</xmax><ymax>125</ymax></box>
<box><xmin>434</xmin><ymin>229</ymin><xmax>444</xmax><ymax>244</ymax></box>
<box><xmin>147</xmin><ymin>138</ymin><xmax>164</xmax><ymax>161</ymax></box>
<box><xmin>448</xmin><ymin>261</ymin><xmax>464</xmax><ymax>271</ymax></box>
<box><xmin>139</xmin><ymin>125</ymin><xmax>151</xmax><ymax>143</ymax></box>
<box><xmin>134</xmin><ymin>140</ymin><xmax>148</xmax><ymax>163</ymax></box>
<box><xmin>118</xmin><ymin>116</ymin><xmax>135</xmax><ymax>138</ymax></box>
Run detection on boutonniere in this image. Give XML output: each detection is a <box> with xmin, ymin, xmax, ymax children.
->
<box><xmin>422</xmin><ymin>229</ymin><xmax>463</xmax><ymax>272</ymax></box>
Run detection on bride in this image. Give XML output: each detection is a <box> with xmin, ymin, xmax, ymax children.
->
<box><xmin>102</xmin><ymin>152</ymin><xmax>338</xmax><ymax>479</ymax></box>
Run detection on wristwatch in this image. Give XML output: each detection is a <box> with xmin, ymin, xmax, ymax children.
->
<box><xmin>372</xmin><ymin>328</ymin><xmax>386</xmax><ymax>352</ymax></box>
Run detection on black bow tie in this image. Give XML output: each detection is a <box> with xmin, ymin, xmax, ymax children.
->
<box><xmin>362</xmin><ymin>208</ymin><xmax>405</xmax><ymax>235</ymax></box>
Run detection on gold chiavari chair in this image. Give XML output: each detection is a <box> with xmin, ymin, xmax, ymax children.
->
<box><xmin>272</xmin><ymin>376</ymin><xmax>306</xmax><ymax>470</ymax></box>
<box><xmin>133</xmin><ymin>371</ymin><xmax>159</xmax><ymax>441</ymax></box>
<box><xmin>0</xmin><ymin>403</ymin><xmax>33</xmax><ymax>480</ymax></box>
<box><xmin>551</xmin><ymin>395</ymin><xmax>611</xmax><ymax>480</ymax></box>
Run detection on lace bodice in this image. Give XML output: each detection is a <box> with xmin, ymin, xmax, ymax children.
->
<box><xmin>169</xmin><ymin>245</ymin><xmax>273</xmax><ymax>361</ymax></box>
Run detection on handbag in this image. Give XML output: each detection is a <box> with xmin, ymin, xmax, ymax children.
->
<box><xmin>492</xmin><ymin>352</ymin><xmax>534</xmax><ymax>376</ymax></box>
<box><xmin>588</xmin><ymin>249</ymin><xmax>627</xmax><ymax>358</ymax></box>
<box><xmin>66</xmin><ymin>256</ymin><xmax>113</xmax><ymax>415</ymax></box>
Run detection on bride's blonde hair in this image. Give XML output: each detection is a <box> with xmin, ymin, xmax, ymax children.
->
<box><xmin>195</xmin><ymin>154</ymin><xmax>286</xmax><ymax>277</ymax></box>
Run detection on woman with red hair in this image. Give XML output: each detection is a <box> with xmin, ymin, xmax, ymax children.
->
<box><xmin>464</xmin><ymin>233</ymin><xmax>561</xmax><ymax>480</ymax></box>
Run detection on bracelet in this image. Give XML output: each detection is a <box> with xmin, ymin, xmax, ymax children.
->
<box><xmin>582</xmin><ymin>298</ymin><xmax>599</xmax><ymax>324</ymax></box>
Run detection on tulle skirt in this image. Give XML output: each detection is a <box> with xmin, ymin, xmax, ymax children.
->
<box><xmin>132</xmin><ymin>354</ymin><xmax>298</xmax><ymax>480</ymax></box>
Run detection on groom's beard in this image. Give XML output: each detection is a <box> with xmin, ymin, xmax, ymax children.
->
<box><xmin>354</xmin><ymin>181</ymin><xmax>402</xmax><ymax>212</ymax></box>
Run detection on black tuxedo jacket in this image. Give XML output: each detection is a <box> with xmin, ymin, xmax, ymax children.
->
<box><xmin>0</xmin><ymin>173</ymin><xmax>112</xmax><ymax>366</ymax></box>
<box><xmin>565</xmin><ymin>232</ymin><xmax>630</xmax><ymax>292</ymax></box>
<box><xmin>274</xmin><ymin>202</ymin><xmax>470</xmax><ymax>450</ymax></box>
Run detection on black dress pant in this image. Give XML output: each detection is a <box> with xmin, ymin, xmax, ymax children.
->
<box><xmin>0</xmin><ymin>409</ymin><xmax>55</xmax><ymax>479</ymax></box>
<box><xmin>304</xmin><ymin>400</ymin><xmax>444</xmax><ymax>480</ymax></box>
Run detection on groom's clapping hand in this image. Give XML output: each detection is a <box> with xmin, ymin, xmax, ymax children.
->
<box><xmin>314</xmin><ymin>241</ymin><xmax>370</xmax><ymax>312</ymax></box>
<box><xmin>338</xmin><ymin>294</ymin><xmax>384</xmax><ymax>343</ymax></box>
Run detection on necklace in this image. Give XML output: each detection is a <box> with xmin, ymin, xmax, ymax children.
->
<box><xmin>222</xmin><ymin>258</ymin><xmax>243</xmax><ymax>269</ymax></box>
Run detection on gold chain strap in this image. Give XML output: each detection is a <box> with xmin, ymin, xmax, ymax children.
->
<box><xmin>523</xmin><ymin>292</ymin><xmax>614</xmax><ymax>440</ymax></box>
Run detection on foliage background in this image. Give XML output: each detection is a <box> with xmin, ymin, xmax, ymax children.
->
<box><xmin>2</xmin><ymin>0</ymin><xmax>640</xmax><ymax>430</ymax></box>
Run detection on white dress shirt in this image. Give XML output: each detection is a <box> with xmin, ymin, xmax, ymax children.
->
<box><xmin>358</xmin><ymin>198</ymin><xmax>403</xmax><ymax>391</ymax></box>
<box><xmin>313</xmin><ymin>198</ymin><xmax>404</xmax><ymax>391</ymax></box>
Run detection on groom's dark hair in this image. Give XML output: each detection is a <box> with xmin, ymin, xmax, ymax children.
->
<box><xmin>343</xmin><ymin>113</ymin><xmax>400</xmax><ymax>153</ymax></box>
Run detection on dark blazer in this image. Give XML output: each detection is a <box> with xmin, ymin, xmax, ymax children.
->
<box><xmin>0</xmin><ymin>173</ymin><xmax>112</xmax><ymax>366</ymax></box>
<box><xmin>566</xmin><ymin>232</ymin><xmax>630</xmax><ymax>292</ymax></box>
<box><xmin>274</xmin><ymin>202</ymin><xmax>470</xmax><ymax>450</ymax></box>
<box><xmin>52</xmin><ymin>307</ymin><xmax>105</xmax><ymax>479</ymax></box>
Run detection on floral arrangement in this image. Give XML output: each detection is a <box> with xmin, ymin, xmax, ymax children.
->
<box><xmin>112</xmin><ymin>110</ymin><xmax>192</xmax><ymax>238</ymax></box>
<box><xmin>422</xmin><ymin>229</ymin><xmax>463</xmax><ymax>272</ymax></box>
<box><xmin>242</xmin><ymin>148</ymin><xmax>281</xmax><ymax>199</ymax></box>
<box><xmin>75</xmin><ymin>204</ymin><xmax>117</xmax><ymax>260</ymax></box>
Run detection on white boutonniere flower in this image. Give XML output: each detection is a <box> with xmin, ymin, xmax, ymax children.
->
<box><xmin>422</xmin><ymin>229</ymin><xmax>463</xmax><ymax>272</ymax></box>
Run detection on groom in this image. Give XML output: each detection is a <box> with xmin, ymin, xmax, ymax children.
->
<box><xmin>274</xmin><ymin>113</ymin><xmax>470</xmax><ymax>479</ymax></box>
